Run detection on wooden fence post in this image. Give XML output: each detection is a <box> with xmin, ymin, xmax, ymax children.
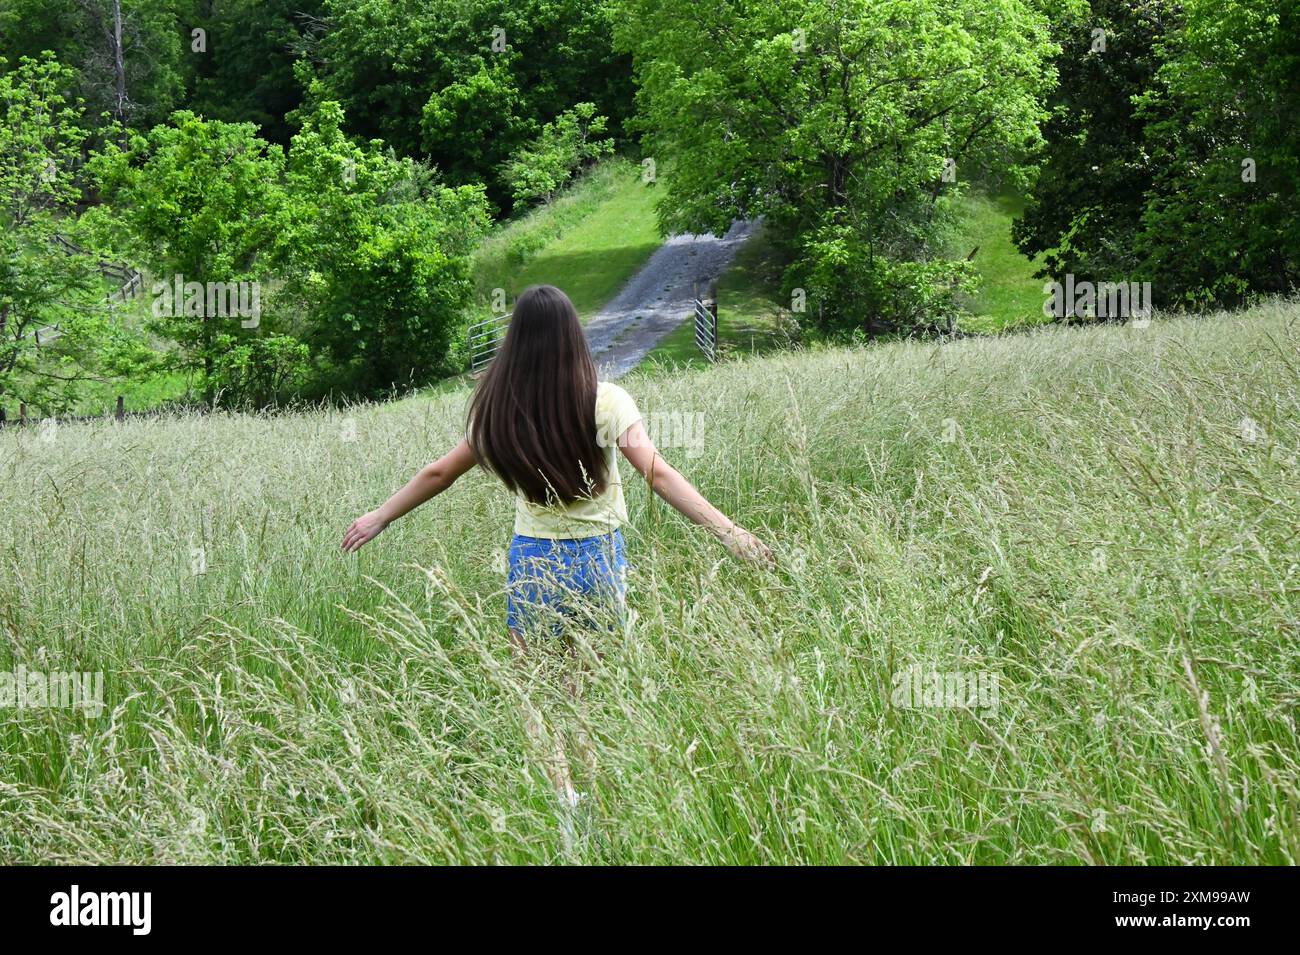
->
<box><xmin>116</xmin><ymin>396</ymin><xmax>125</xmax><ymax>422</ymax></box>
<box><xmin>19</xmin><ymin>404</ymin><xmax>27</xmax><ymax>425</ymax></box>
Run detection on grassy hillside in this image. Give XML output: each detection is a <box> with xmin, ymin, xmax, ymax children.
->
<box><xmin>950</xmin><ymin>189</ymin><xmax>1050</xmax><ymax>333</ymax></box>
<box><xmin>1</xmin><ymin>301</ymin><xmax>1297</xmax><ymax>864</ymax></box>
<box><xmin>472</xmin><ymin>157</ymin><xmax>663</xmax><ymax>319</ymax></box>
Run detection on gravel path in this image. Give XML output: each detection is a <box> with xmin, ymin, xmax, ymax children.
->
<box><xmin>585</xmin><ymin>218</ymin><xmax>759</xmax><ymax>378</ymax></box>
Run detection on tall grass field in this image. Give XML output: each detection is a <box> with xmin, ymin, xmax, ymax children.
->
<box><xmin>2</xmin><ymin>301</ymin><xmax>1297</xmax><ymax>864</ymax></box>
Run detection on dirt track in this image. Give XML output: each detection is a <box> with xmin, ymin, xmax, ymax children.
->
<box><xmin>584</xmin><ymin>219</ymin><xmax>758</xmax><ymax>378</ymax></box>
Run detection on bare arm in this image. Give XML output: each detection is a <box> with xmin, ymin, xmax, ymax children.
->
<box><xmin>617</xmin><ymin>420</ymin><xmax>772</xmax><ymax>563</ymax></box>
<box><xmin>341</xmin><ymin>438</ymin><xmax>477</xmax><ymax>552</ymax></box>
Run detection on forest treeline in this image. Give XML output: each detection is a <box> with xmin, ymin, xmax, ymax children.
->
<box><xmin>1</xmin><ymin>0</ymin><xmax>1296</xmax><ymax>412</ymax></box>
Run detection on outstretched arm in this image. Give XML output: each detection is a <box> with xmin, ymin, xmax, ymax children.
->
<box><xmin>341</xmin><ymin>438</ymin><xmax>477</xmax><ymax>553</ymax></box>
<box><xmin>617</xmin><ymin>420</ymin><xmax>772</xmax><ymax>563</ymax></box>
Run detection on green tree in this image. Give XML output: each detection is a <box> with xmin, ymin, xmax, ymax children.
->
<box><xmin>0</xmin><ymin>0</ymin><xmax>186</xmax><ymax>134</ymax></box>
<box><xmin>1015</xmin><ymin>0</ymin><xmax>1299</xmax><ymax>312</ymax></box>
<box><xmin>0</xmin><ymin>54</ymin><xmax>146</xmax><ymax>413</ymax></box>
<box><xmin>184</xmin><ymin>0</ymin><xmax>326</xmax><ymax>145</ymax></box>
<box><xmin>614</xmin><ymin>0</ymin><xmax>1058</xmax><ymax>336</ymax></box>
<box><xmin>1134</xmin><ymin>0</ymin><xmax>1300</xmax><ymax>306</ymax></box>
<box><xmin>1012</xmin><ymin>0</ymin><xmax>1173</xmax><ymax>292</ymax></box>
<box><xmin>419</xmin><ymin>59</ymin><xmax>533</xmax><ymax>197</ymax></box>
<box><xmin>91</xmin><ymin>111</ymin><xmax>293</xmax><ymax>404</ymax></box>
<box><xmin>282</xmin><ymin>99</ymin><xmax>491</xmax><ymax>397</ymax></box>
<box><xmin>501</xmin><ymin>102</ymin><xmax>614</xmax><ymax>205</ymax></box>
<box><xmin>305</xmin><ymin>0</ymin><xmax>634</xmax><ymax>210</ymax></box>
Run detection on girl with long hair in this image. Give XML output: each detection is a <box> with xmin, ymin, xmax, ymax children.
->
<box><xmin>342</xmin><ymin>284</ymin><xmax>772</xmax><ymax>803</ymax></box>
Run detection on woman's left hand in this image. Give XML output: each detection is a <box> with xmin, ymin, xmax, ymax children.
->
<box><xmin>723</xmin><ymin>524</ymin><xmax>775</xmax><ymax>566</ymax></box>
<box><xmin>342</xmin><ymin>510</ymin><xmax>389</xmax><ymax>553</ymax></box>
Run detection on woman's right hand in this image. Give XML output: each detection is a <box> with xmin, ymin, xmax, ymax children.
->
<box><xmin>341</xmin><ymin>510</ymin><xmax>389</xmax><ymax>553</ymax></box>
<box><xmin>722</xmin><ymin>524</ymin><xmax>774</xmax><ymax>565</ymax></box>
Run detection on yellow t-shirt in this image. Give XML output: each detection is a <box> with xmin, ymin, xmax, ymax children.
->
<box><xmin>513</xmin><ymin>381</ymin><xmax>643</xmax><ymax>539</ymax></box>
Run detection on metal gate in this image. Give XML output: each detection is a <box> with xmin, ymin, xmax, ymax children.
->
<box><xmin>468</xmin><ymin>313</ymin><xmax>508</xmax><ymax>373</ymax></box>
<box><xmin>693</xmin><ymin>298</ymin><xmax>718</xmax><ymax>363</ymax></box>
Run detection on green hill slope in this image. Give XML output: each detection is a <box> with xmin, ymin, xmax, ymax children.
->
<box><xmin>950</xmin><ymin>189</ymin><xmax>1050</xmax><ymax>333</ymax></box>
<box><xmin>472</xmin><ymin>157</ymin><xmax>663</xmax><ymax>319</ymax></box>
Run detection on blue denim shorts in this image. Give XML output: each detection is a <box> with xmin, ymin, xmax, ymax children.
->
<box><xmin>506</xmin><ymin>530</ymin><xmax>627</xmax><ymax>636</ymax></box>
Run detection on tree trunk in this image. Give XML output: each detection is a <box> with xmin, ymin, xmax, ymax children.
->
<box><xmin>111</xmin><ymin>0</ymin><xmax>127</xmax><ymax>124</ymax></box>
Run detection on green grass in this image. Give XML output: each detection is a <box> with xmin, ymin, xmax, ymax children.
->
<box><xmin>2</xmin><ymin>300</ymin><xmax>1297</xmax><ymax>863</ymax></box>
<box><xmin>472</xmin><ymin>157</ymin><xmax>663</xmax><ymax>319</ymax></box>
<box><xmin>643</xmin><ymin>222</ymin><xmax>793</xmax><ymax>370</ymax></box>
<box><xmin>950</xmin><ymin>189</ymin><xmax>1051</xmax><ymax>334</ymax></box>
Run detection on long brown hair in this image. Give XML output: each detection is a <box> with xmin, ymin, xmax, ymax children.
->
<box><xmin>467</xmin><ymin>285</ymin><xmax>605</xmax><ymax>505</ymax></box>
